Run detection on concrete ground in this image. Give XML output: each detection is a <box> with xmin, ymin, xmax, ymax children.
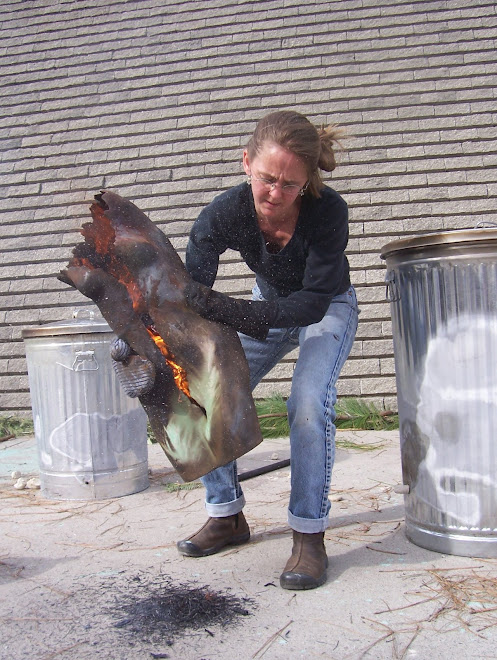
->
<box><xmin>1</xmin><ymin>429</ymin><xmax>497</xmax><ymax>660</ymax></box>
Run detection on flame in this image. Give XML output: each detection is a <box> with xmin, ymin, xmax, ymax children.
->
<box><xmin>82</xmin><ymin>204</ymin><xmax>144</xmax><ymax>312</ymax></box>
<box><xmin>146</xmin><ymin>326</ymin><xmax>191</xmax><ymax>399</ymax></box>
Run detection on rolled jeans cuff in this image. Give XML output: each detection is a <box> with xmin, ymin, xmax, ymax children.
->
<box><xmin>205</xmin><ymin>493</ymin><xmax>246</xmax><ymax>518</ymax></box>
<box><xmin>288</xmin><ymin>509</ymin><xmax>329</xmax><ymax>534</ymax></box>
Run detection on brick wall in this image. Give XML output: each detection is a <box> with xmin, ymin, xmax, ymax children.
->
<box><xmin>1</xmin><ymin>0</ymin><xmax>496</xmax><ymax>415</ymax></box>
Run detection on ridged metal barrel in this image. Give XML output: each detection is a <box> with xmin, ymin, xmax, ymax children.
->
<box><xmin>22</xmin><ymin>314</ymin><xmax>149</xmax><ymax>500</ymax></box>
<box><xmin>381</xmin><ymin>229</ymin><xmax>497</xmax><ymax>558</ymax></box>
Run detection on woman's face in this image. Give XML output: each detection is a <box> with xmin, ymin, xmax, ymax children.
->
<box><xmin>243</xmin><ymin>142</ymin><xmax>308</xmax><ymax>224</ymax></box>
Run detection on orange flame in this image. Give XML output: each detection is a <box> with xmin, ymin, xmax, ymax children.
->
<box><xmin>146</xmin><ymin>326</ymin><xmax>191</xmax><ymax>399</ymax></box>
<box><xmin>83</xmin><ymin>205</ymin><xmax>144</xmax><ymax>312</ymax></box>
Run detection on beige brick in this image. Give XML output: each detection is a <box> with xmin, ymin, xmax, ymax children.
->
<box><xmin>1</xmin><ymin>0</ymin><xmax>495</xmax><ymax>416</ymax></box>
<box><xmin>360</xmin><ymin>376</ymin><xmax>398</xmax><ymax>395</ymax></box>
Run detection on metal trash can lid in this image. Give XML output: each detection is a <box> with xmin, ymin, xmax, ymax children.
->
<box><xmin>380</xmin><ymin>228</ymin><xmax>497</xmax><ymax>261</ymax></box>
<box><xmin>22</xmin><ymin>311</ymin><xmax>111</xmax><ymax>339</ymax></box>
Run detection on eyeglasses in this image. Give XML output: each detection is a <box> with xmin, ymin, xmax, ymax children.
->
<box><xmin>250</xmin><ymin>174</ymin><xmax>308</xmax><ymax>197</ymax></box>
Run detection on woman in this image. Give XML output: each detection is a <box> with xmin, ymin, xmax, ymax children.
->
<box><xmin>177</xmin><ymin>110</ymin><xmax>358</xmax><ymax>590</ymax></box>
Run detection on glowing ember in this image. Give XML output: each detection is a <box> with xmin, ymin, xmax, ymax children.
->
<box><xmin>147</xmin><ymin>326</ymin><xmax>191</xmax><ymax>399</ymax></box>
<box><xmin>80</xmin><ymin>208</ymin><xmax>144</xmax><ymax>311</ymax></box>
<box><xmin>78</xmin><ymin>207</ymin><xmax>190</xmax><ymax>401</ymax></box>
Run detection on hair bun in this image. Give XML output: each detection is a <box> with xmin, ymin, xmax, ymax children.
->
<box><xmin>317</xmin><ymin>125</ymin><xmax>347</xmax><ymax>172</ymax></box>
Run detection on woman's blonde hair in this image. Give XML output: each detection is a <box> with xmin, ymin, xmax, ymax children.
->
<box><xmin>246</xmin><ymin>110</ymin><xmax>345</xmax><ymax>198</ymax></box>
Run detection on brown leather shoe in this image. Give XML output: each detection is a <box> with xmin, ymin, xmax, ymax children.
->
<box><xmin>279</xmin><ymin>530</ymin><xmax>329</xmax><ymax>590</ymax></box>
<box><xmin>177</xmin><ymin>512</ymin><xmax>250</xmax><ymax>557</ymax></box>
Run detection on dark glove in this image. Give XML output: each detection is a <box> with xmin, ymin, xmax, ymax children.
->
<box><xmin>184</xmin><ymin>280</ymin><xmax>276</xmax><ymax>340</ymax></box>
<box><xmin>110</xmin><ymin>338</ymin><xmax>156</xmax><ymax>398</ymax></box>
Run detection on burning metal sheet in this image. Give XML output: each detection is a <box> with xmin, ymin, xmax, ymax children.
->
<box><xmin>59</xmin><ymin>191</ymin><xmax>263</xmax><ymax>482</ymax></box>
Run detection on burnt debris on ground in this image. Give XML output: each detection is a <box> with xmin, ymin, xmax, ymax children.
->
<box><xmin>108</xmin><ymin>573</ymin><xmax>255</xmax><ymax>644</ymax></box>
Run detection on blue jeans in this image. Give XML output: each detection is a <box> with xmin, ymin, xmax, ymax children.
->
<box><xmin>200</xmin><ymin>286</ymin><xmax>359</xmax><ymax>533</ymax></box>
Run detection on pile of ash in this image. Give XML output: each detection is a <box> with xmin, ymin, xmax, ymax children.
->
<box><xmin>109</xmin><ymin>573</ymin><xmax>255</xmax><ymax>646</ymax></box>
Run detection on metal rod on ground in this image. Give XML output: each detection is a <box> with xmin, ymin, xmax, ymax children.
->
<box><xmin>238</xmin><ymin>458</ymin><xmax>290</xmax><ymax>482</ymax></box>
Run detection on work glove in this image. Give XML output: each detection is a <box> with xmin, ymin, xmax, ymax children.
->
<box><xmin>184</xmin><ymin>280</ymin><xmax>275</xmax><ymax>340</ymax></box>
<box><xmin>110</xmin><ymin>338</ymin><xmax>156</xmax><ymax>398</ymax></box>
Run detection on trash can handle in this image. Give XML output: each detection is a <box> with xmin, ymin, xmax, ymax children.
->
<box><xmin>475</xmin><ymin>220</ymin><xmax>497</xmax><ymax>228</ymax></box>
<box><xmin>72</xmin><ymin>309</ymin><xmax>95</xmax><ymax>320</ymax></box>
<box><xmin>385</xmin><ymin>271</ymin><xmax>400</xmax><ymax>302</ymax></box>
<box><xmin>72</xmin><ymin>351</ymin><xmax>99</xmax><ymax>371</ymax></box>
<box><xmin>56</xmin><ymin>350</ymin><xmax>99</xmax><ymax>372</ymax></box>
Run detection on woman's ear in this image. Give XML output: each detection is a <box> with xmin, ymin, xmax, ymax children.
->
<box><xmin>242</xmin><ymin>150</ymin><xmax>251</xmax><ymax>176</ymax></box>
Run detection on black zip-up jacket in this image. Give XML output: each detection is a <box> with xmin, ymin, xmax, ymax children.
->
<box><xmin>184</xmin><ymin>183</ymin><xmax>351</xmax><ymax>339</ymax></box>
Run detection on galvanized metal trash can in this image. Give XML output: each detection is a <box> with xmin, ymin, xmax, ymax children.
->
<box><xmin>22</xmin><ymin>313</ymin><xmax>149</xmax><ymax>500</ymax></box>
<box><xmin>381</xmin><ymin>229</ymin><xmax>497</xmax><ymax>558</ymax></box>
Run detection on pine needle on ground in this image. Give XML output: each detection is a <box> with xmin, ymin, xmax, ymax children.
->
<box><xmin>255</xmin><ymin>395</ymin><xmax>398</xmax><ymax>440</ymax></box>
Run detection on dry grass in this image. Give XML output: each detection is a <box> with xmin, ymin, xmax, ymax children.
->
<box><xmin>423</xmin><ymin>568</ymin><xmax>497</xmax><ymax>630</ymax></box>
<box><xmin>358</xmin><ymin>566</ymin><xmax>497</xmax><ymax>659</ymax></box>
